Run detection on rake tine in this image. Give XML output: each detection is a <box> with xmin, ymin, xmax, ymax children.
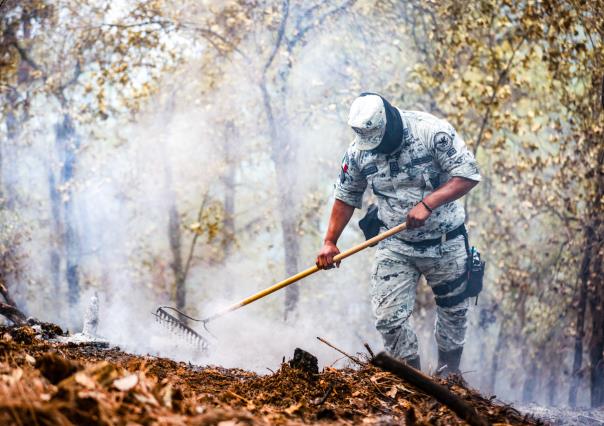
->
<box><xmin>154</xmin><ymin>307</ymin><xmax>209</xmax><ymax>350</ymax></box>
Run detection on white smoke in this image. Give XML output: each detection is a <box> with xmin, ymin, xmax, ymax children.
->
<box><xmin>3</xmin><ymin>0</ymin><xmax>561</xmax><ymax>409</ymax></box>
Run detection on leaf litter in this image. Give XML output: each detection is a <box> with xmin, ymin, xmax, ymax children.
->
<box><xmin>0</xmin><ymin>324</ymin><xmax>544</xmax><ymax>425</ymax></box>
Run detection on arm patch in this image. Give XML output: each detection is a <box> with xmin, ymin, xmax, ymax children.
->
<box><xmin>434</xmin><ymin>132</ymin><xmax>453</xmax><ymax>152</ymax></box>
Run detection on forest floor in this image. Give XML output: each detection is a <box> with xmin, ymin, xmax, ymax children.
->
<box><xmin>0</xmin><ymin>323</ymin><xmax>547</xmax><ymax>425</ymax></box>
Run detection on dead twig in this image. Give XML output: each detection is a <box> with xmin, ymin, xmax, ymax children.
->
<box><xmin>312</xmin><ymin>382</ymin><xmax>334</xmax><ymax>406</ymax></box>
<box><xmin>372</xmin><ymin>352</ymin><xmax>490</xmax><ymax>426</ymax></box>
<box><xmin>364</xmin><ymin>342</ymin><xmax>375</xmax><ymax>359</ymax></box>
<box><xmin>316</xmin><ymin>337</ymin><xmax>364</xmax><ymax>366</ymax></box>
<box><xmin>226</xmin><ymin>390</ymin><xmax>251</xmax><ymax>404</ymax></box>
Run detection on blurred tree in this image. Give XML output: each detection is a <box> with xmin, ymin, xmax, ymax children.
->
<box><xmin>394</xmin><ymin>0</ymin><xmax>603</xmax><ymax>406</ymax></box>
<box><xmin>1</xmin><ymin>0</ymin><xmax>180</xmax><ymax>319</ymax></box>
<box><xmin>251</xmin><ymin>0</ymin><xmax>357</xmax><ymax>318</ymax></box>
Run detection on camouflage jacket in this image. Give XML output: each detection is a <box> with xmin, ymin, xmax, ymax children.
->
<box><xmin>335</xmin><ymin>110</ymin><xmax>481</xmax><ymax>256</ymax></box>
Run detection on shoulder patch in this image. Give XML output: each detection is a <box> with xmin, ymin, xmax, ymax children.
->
<box><xmin>434</xmin><ymin>132</ymin><xmax>453</xmax><ymax>152</ymax></box>
<box><xmin>340</xmin><ymin>153</ymin><xmax>350</xmax><ymax>184</ymax></box>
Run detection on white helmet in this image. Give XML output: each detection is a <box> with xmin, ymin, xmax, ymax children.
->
<box><xmin>347</xmin><ymin>94</ymin><xmax>386</xmax><ymax>151</ymax></box>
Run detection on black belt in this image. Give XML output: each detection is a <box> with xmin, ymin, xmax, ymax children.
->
<box><xmin>401</xmin><ymin>224</ymin><xmax>467</xmax><ymax>249</ymax></box>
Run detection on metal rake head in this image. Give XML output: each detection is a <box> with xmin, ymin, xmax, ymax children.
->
<box><xmin>154</xmin><ymin>306</ymin><xmax>210</xmax><ymax>351</ymax></box>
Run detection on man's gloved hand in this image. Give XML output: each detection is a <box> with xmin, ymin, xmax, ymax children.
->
<box><xmin>316</xmin><ymin>241</ymin><xmax>341</xmax><ymax>269</ymax></box>
<box><xmin>406</xmin><ymin>202</ymin><xmax>432</xmax><ymax>229</ymax></box>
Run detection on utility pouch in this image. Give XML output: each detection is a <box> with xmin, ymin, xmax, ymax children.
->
<box><xmin>465</xmin><ymin>247</ymin><xmax>485</xmax><ymax>304</ymax></box>
<box><xmin>358</xmin><ymin>203</ymin><xmax>384</xmax><ymax>246</ymax></box>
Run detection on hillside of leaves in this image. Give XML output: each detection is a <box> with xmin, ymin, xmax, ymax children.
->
<box><xmin>0</xmin><ymin>324</ymin><xmax>543</xmax><ymax>425</ymax></box>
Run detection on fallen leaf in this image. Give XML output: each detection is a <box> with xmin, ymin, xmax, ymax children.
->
<box><xmin>8</xmin><ymin>368</ymin><xmax>23</xmax><ymax>384</ymax></box>
<box><xmin>160</xmin><ymin>382</ymin><xmax>172</xmax><ymax>408</ymax></box>
<box><xmin>113</xmin><ymin>374</ymin><xmax>138</xmax><ymax>391</ymax></box>
<box><xmin>386</xmin><ymin>386</ymin><xmax>397</xmax><ymax>398</ymax></box>
<box><xmin>284</xmin><ymin>402</ymin><xmax>303</xmax><ymax>415</ymax></box>
<box><xmin>134</xmin><ymin>393</ymin><xmax>159</xmax><ymax>406</ymax></box>
<box><xmin>74</xmin><ymin>372</ymin><xmax>96</xmax><ymax>389</ymax></box>
<box><xmin>77</xmin><ymin>389</ymin><xmax>105</xmax><ymax>400</ymax></box>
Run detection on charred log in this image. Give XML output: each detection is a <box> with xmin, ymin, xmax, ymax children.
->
<box><xmin>372</xmin><ymin>352</ymin><xmax>490</xmax><ymax>426</ymax></box>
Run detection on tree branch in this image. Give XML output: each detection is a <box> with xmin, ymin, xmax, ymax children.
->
<box><xmin>287</xmin><ymin>0</ymin><xmax>356</xmax><ymax>51</ymax></box>
<box><xmin>181</xmin><ymin>23</ymin><xmax>251</xmax><ymax>61</ymax></box>
<box><xmin>182</xmin><ymin>190</ymin><xmax>210</xmax><ymax>284</ymax></box>
<box><xmin>263</xmin><ymin>0</ymin><xmax>290</xmax><ymax>73</ymax></box>
<box><xmin>473</xmin><ymin>36</ymin><xmax>526</xmax><ymax>155</ymax></box>
<box><xmin>10</xmin><ymin>41</ymin><xmax>45</xmax><ymax>75</ymax></box>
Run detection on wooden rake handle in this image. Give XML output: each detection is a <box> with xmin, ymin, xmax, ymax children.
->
<box><xmin>204</xmin><ymin>222</ymin><xmax>407</xmax><ymax>323</ymax></box>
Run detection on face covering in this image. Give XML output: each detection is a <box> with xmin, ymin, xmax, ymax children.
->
<box><xmin>359</xmin><ymin>92</ymin><xmax>404</xmax><ymax>154</ymax></box>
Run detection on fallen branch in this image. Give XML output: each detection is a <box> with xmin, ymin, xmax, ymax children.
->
<box><xmin>0</xmin><ymin>281</ymin><xmax>26</xmax><ymax>325</ymax></box>
<box><xmin>371</xmin><ymin>352</ymin><xmax>490</xmax><ymax>426</ymax></box>
<box><xmin>316</xmin><ymin>337</ymin><xmax>363</xmax><ymax>366</ymax></box>
<box><xmin>0</xmin><ymin>301</ymin><xmax>26</xmax><ymax>325</ymax></box>
<box><xmin>0</xmin><ymin>282</ymin><xmax>17</xmax><ymax>307</ymax></box>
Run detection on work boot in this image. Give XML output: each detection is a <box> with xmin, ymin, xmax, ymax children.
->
<box><xmin>436</xmin><ymin>347</ymin><xmax>463</xmax><ymax>377</ymax></box>
<box><xmin>404</xmin><ymin>354</ymin><xmax>421</xmax><ymax>371</ymax></box>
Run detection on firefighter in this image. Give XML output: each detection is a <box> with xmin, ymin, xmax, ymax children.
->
<box><xmin>316</xmin><ymin>93</ymin><xmax>481</xmax><ymax>373</ymax></box>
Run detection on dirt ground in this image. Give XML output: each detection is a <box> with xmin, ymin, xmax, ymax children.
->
<box><xmin>0</xmin><ymin>323</ymin><xmax>544</xmax><ymax>425</ymax></box>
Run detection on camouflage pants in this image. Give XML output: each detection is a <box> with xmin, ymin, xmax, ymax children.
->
<box><xmin>370</xmin><ymin>235</ymin><xmax>469</xmax><ymax>360</ymax></box>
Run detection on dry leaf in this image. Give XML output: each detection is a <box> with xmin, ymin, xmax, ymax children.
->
<box><xmin>284</xmin><ymin>402</ymin><xmax>303</xmax><ymax>415</ymax></box>
<box><xmin>77</xmin><ymin>389</ymin><xmax>106</xmax><ymax>400</ymax></box>
<box><xmin>134</xmin><ymin>393</ymin><xmax>159</xmax><ymax>406</ymax></box>
<box><xmin>386</xmin><ymin>386</ymin><xmax>397</xmax><ymax>398</ymax></box>
<box><xmin>11</xmin><ymin>368</ymin><xmax>23</xmax><ymax>383</ymax></box>
<box><xmin>114</xmin><ymin>374</ymin><xmax>138</xmax><ymax>391</ymax></box>
<box><xmin>75</xmin><ymin>372</ymin><xmax>96</xmax><ymax>389</ymax></box>
<box><xmin>160</xmin><ymin>382</ymin><xmax>173</xmax><ymax>408</ymax></box>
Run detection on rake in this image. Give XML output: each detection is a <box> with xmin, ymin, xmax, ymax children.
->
<box><xmin>155</xmin><ymin>222</ymin><xmax>408</xmax><ymax>350</ymax></box>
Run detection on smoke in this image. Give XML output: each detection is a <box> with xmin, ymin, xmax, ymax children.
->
<box><xmin>3</xmin><ymin>1</ymin><xmax>575</xmax><ymax>410</ymax></box>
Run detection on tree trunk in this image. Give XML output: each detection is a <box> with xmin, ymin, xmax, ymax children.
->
<box><xmin>569</xmin><ymin>248</ymin><xmax>590</xmax><ymax>406</ymax></box>
<box><xmin>156</xmin><ymin>97</ymin><xmax>186</xmax><ymax>314</ymax></box>
<box><xmin>168</xmin><ymin>203</ymin><xmax>185</xmax><ymax>312</ymax></box>
<box><xmin>2</xmin><ymin>93</ymin><xmax>19</xmax><ymax>210</ymax></box>
<box><xmin>588</xmin><ymin>141</ymin><xmax>604</xmax><ymax>408</ymax></box>
<box><xmin>259</xmin><ymin>80</ymin><xmax>300</xmax><ymax>319</ymax></box>
<box><xmin>222</xmin><ymin>121</ymin><xmax>237</xmax><ymax>258</ymax></box>
<box><xmin>590</xmin><ymin>303</ymin><xmax>604</xmax><ymax>407</ymax></box>
<box><xmin>47</xmin><ymin>169</ymin><xmax>63</xmax><ymax>301</ymax></box>
<box><xmin>487</xmin><ymin>321</ymin><xmax>505</xmax><ymax>394</ymax></box>
<box><xmin>54</xmin><ymin>113</ymin><xmax>81</xmax><ymax>310</ymax></box>
<box><xmin>159</xmin><ymin>133</ymin><xmax>186</xmax><ymax>313</ymax></box>
<box><xmin>165</xmin><ymin>172</ymin><xmax>185</xmax><ymax>312</ymax></box>
<box><xmin>547</xmin><ymin>358</ymin><xmax>557</xmax><ymax>406</ymax></box>
<box><xmin>522</xmin><ymin>349</ymin><xmax>541</xmax><ymax>403</ymax></box>
<box><xmin>588</xmin><ymin>221</ymin><xmax>604</xmax><ymax>407</ymax></box>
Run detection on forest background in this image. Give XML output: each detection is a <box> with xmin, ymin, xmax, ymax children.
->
<box><xmin>1</xmin><ymin>0</ymin><xmax>602</xmax><ymax>409</ymax></box>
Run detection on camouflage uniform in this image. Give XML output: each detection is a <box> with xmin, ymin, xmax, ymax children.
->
<box><xmin>335</xmin><ymin>110</ymin><xmax>481</xmax><ymax>360</ymax></box>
